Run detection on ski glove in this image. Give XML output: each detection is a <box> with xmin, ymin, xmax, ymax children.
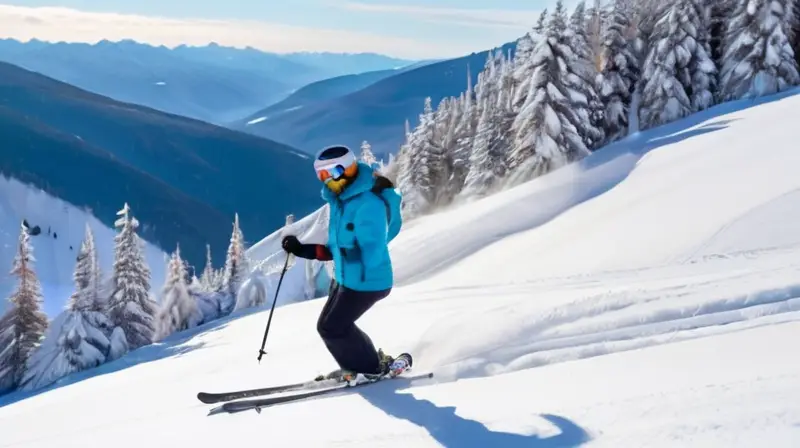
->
<box><xmin>281</xmin><ymin>235</ymin><xmax>332</xmax><ymax>261</ymax></box>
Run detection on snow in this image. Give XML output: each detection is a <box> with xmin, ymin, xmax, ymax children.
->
<box><xmin>3</xmin><ymin>89</ymin><xmax>800</xmax><ymax>446</ymax></box>
<box><xmin>246</xmin><ymin>116</ymin><xmax>268</xmax><ymax>125</ymax></box>
<box><xmin>0</xmin><ymin>176</ymin><xmax>168</xmax><ymax>317</ymax></box>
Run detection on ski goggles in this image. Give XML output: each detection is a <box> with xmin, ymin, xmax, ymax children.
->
<box><xmin>316</xmin><ymin>164</ymin><xmax>348</xmax><ymax>182</ymax></box>
<box><xmin>314</xmin><ymin>146</ymin><xmax>356</xmax><ymax>182</ymax></box>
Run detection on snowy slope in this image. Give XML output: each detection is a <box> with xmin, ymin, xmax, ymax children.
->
<box><xmin>0</xmin><ymin>175</ymin><xmax>168</xmax><ymax>317</ymax></box>
<box><xmin>2</xmin><ymin>90</ymin><xmax>800</xmax><ymax>446</ymax></box>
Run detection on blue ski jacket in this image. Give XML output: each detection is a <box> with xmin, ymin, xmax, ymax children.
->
<box><xmin>320</xmin><ymin>162</ymin><xmax>402</xmax><ymax>291</ymax></box>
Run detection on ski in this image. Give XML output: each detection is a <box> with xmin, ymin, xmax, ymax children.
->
<box><xmin>199</xmin><ymin>353</ymin><xmax>418</xmax><ymax>404</ymax></box>
<box><xmin>207</xmin><ymin>371</ymin><xmax>433</xmax><ymax>416</ymax></box>
<box><xmin>197</xmin><ymin>377</ymin><xmax>345</xmax><ymax>404</ymax></box>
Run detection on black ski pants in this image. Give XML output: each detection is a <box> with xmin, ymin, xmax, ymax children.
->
<box><xmin>317</xmin><ymin>280</ymin><xmax>391</xmax><ymax>374</ymax></box>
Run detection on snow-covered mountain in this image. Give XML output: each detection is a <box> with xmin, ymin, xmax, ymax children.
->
<box><xmin>0</xmin><ymin>39</ymin><xmax>416</xmax><ymax>125</ymax></box>
<box><xmin>2</xmin><ymin>81</ymin><xmax>799</xmax><ymax>445</ymax></box>
<box><xmin>0</xmin><ymin>175</ymin><xmax>168</xmax><ymax>318</ymax></box>
<box><xmin>0</xmin><ymin>60</ymin><xmax>322</xmax><ymax>270</ymax></box>
<box><xmin>237</xmin><ymin>42</ymin><xmax>516</xmax><ymax>158</ymax></box>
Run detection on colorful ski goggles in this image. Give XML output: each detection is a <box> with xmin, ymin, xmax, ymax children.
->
<box><xmin>316</xmin><ymin>164</ymin><xmax>348</xmax><ymax>182</ymax></box>
<box><xmin>314</xmin><ymin>145</ymin><xmax>356</xmax><ymax>182</ymax></box>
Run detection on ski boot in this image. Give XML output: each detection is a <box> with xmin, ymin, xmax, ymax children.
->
<box><xmin>313</xmin><ymin>350</ymin><xmax>412</xmax><ymax>385</ymax></box>
<box><xmin>314</xmin><ymin>368</ymin><xmax>351</xmax><ymax>382</ymax></box>
<box><xmin>385</xmin><ymin>352</ymin><xmax>413</xmax><ymax>378</ymax></box>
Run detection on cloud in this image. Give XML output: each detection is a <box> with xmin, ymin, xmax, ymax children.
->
<box><xmin>0</xmin><ymin>4</ymin><xmax>473</xmax><ymax>59</ymax></box>
<box><xmin>334</xmin><ymin>2</ymin><xmax>547</xmax><ymax>29</ymax></box>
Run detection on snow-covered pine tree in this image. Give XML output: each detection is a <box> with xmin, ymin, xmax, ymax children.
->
<box><xmin>791</xmin><ymin>0</ymin><xmax>800</xmax><ymax>67</ymax></box>
<box><xmin>359</xmin><ymin>140</ymin><xmax>378</xmax><ymax>169</ymax></box>
<box><xmin>462</xmin><ymin>105</ymin><xmax>493</xmax><ymax>196</ymax></box>
<box><xmin>69</xmin><ymin>224</ymin><xmax>112</xmax><ymax>340</ymax></box>
<box><xmin>534</xmin><ymin>8</ymin><xmax>549</xmax><ymax>33</ymax></box>
<box><xmin>0</xmin><ymin>222</ymin><xmax>49</xmax><ymax>393</ymax></box>
<box><xmin>718</xmin><ymin>0</ymin><xmax>800</xmax><ymax>101</ymax></box>
<box><xmin>423</xmin><ymin>97</ymin><xmax>454</xmax><ymax>205</ymax></box>
<box><xmin>72</xmin><ymin>224</ymin><xmax>106</xmax><ymax>314</ymax></box>
<box><xmin>709</xmin><ymin>0</ymin><xmax>735</xmax><ymax>68</ymax></box>
<box><xmin>220</xmin><ymin>213</ymin><xmax>248</xmax><ymax>315</ymax></box>
<box><xmin>106</xmin><ymin>203</ymin><xmax>157</xmax><ymax>351</ymax></box>
<box><xmin>233</xmin><ymin>271</ymin><xmax>268</xmax><ymax>312</ymax></box>
<box><xmin>598</xmin><ymin>0</ymin><xmax>641</xmax><ymax>143</ymax></box>
<box><xmin>383</xmin><ymin>123</ymin><xmax>408</xmax><ymax>184</ymax></box>
<box><xmin>404</xmin><ymin>97</ymin><xmax>438</xmax><ymax>212</ymax></box>
<box><xmin>70</xmin><ymin>224</ymin><xmax>95</xmax><ymax>311</ymax></box>
<box><xmin>511</xmin><ymin>34</ymin><xmax>536</xmax><ymax>114</ymax></box>
<box><xmin>462</xmin><ymin>50</ymin><xmax>516</xmax><ymax>199</ymax></box>
<box><xmin>199</xmin><ymin>244</ymin><xmax>224</xmax><ymax>293</ymax></box>
<box><xmin>565</xmin><ymin>0</ymin><xmax>606</xmax><ymax>149</ymax></box>
<box><xmin>585</xmin><ymin>0</ymin><xmax>608</xmax><ymax>70</ymax></box>
<box><xmin>687</xmin><ymin>0</ymin><xmax>717</xmax><ymax>111</ymax></box>
<box><xmin>638</xmin><ymin>2</ymin><xmax>697</xmax><ymax>129</ymax></box>
<box><xmin>632</xmin><ymin>0</ymin><xmax>665</xmax><ymax>59</ymax></box>
<box><xmin>154</xmin><ymin>245</ymin><xmax>202</xmax><ymax>340</ymax></box>
<box><xmin>445</xmin><ymin>75</ymin><xmax>478</xmax><ymax>198</ymax></box>
<box><xmin>507</xmin><ymin>3</ymin><xmax>592</xmax><ymax>183</ymax></box>
<box><xmin>627</xmin><ymin>0</ymin><xmax>668</xmax><ymax>133</ymax></box>
<box><xmin>394</xmin><ymin>127</ymin><xmax>427</xmax><ymax>219</ymax></box>
<box><xmin>22</xmin><ymin>226</ymin><xmax>113</xmax><ymax>391</ymax></box>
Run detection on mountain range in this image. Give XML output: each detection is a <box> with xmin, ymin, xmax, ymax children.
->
<box><xmin>239</xmin><ymin>62</ymin><xmax>435</xmax><ymax>128</ymax></box>
<box><xmin>234</xmin><ymin>43</ymin><xmax>516</xmax><ymax>158</ymax></box>
<box><xmin>0</xmin><ymin>61</ymin><xmax>323</xmax><ymax>268</ymax></box>
<box><xmin>0</xmin><ymin>39</ymin><xmax>416</xmax><ymax>125</ymax></box>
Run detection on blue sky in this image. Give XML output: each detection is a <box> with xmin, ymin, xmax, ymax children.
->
<box><xmin>0</xmin><ymin>0</ymin><xmax>562</xmax><ymax>59</ymax></box>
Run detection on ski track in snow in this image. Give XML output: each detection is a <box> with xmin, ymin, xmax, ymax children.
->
<box><xmin>405</xmin><ymin>248</ymin><xmax>800</xmax><ymax>381</ymax></box>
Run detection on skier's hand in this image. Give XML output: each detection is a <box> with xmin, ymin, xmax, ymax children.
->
<box><xmin>282</xmin><ymin>235</ymin><xmax>303</xmax><ymax>255</ymax></box>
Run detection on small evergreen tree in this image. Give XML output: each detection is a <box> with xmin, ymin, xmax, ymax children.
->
<box><xmin>199</xmin><ymin>244</ymin><xmax>218</xmax><ymax>292</ymax></box>
<box><xmin>220</xmin><ymin>213</ymin><xmax>248</xmax><ymax>315</ymax></box>
<box><xmin>359</xmin><ymin>140</ymin><xmax>378</xmax><ymax>169</ymax></box>
<box><xmin>0</xmin><ymin>222</ymin><xmax>48</xmax><ymax>393</ymax></box>
<box><xmin>22</xmin><ymin>226</ymin><xmax>112</xmax><ymax>391</ymax></box>
<box><xmin>107</xmin><ymin>203</ymin><xmax>157</xmax><ymax>351</ymax></box>
<box><xmin>155</xmin><ymin>245</ymin><xmax>202</xmax><ymax>340</ymax></box>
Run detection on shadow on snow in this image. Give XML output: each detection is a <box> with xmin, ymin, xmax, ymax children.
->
<box><xmin>355</xmin><ymin>378</ymin><xmax>590</xmax><ymax>447</ymax></box>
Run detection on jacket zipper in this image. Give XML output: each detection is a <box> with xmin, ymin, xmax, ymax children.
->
<box><xmin>336</xmin><ymin>198</ymin><xmax>348</xmax><ymax>285</ymax></box>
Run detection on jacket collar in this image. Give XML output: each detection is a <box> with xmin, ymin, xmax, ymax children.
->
<box><xmin>321</xmin><ymin>161</ymin><xmax>375</xmax><ymax>203</ymax></box>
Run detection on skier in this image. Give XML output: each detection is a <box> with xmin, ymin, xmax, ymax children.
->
<box><xmin>281</xmin><ymin>144</ymin><xmax>411</xmax><ymax>385</ymax></box>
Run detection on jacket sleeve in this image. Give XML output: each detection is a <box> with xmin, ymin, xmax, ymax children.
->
<box><xmin>354</xmin><ymin>197</ymin><xmax>388</xmax><ymax>273</ymax></box>
<box><xmin>295</xmin><ymin>243</ymin><xmax>332</xmax><ymax>261</ymax></box>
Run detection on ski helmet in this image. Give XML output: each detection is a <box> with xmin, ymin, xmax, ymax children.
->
<box><xmin>314</xmin><ymin>145</ymin><xmax>358</xmax><ymax>184</ymax></box>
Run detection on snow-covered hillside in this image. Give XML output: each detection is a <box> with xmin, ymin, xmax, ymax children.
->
<box><xmin>2</xmin><ymin>90</ymin><xmax>800</xmax><ymax>446</ymax></box>
<box><xmin>0</xmin><ymin>176</ymin><xmax>168</xmax><ymax>316</ymax></box>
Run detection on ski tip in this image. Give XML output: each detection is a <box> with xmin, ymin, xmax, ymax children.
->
<box><xmin>207</xmin><ymin>405</ymin><xmax>225</xmax><ymax>416</ymax></box>
<box><xmin>197</xmin><ymin>392</ymin><xmax>217</xmax><ymax>404</ymax></box>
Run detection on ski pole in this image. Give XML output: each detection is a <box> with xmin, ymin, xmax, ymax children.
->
<box><xmin>257</xmin><ymin>252</ymin><xmax>290</xmax><ymax>362</ymax></box>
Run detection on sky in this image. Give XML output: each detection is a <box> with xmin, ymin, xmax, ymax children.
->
<box><xmin>0</xmin><ymin>0</ymin><xmax>566</xmax><ymax>60</ymax></box>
